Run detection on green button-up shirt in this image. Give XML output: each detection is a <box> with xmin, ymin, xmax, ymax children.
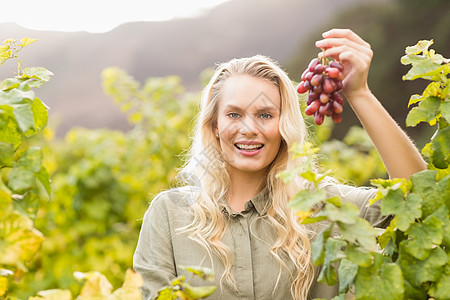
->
<box><xmin>133</xmin><ymin>183</ymin><xmax>390</xmax><ymax>300</ymax></box>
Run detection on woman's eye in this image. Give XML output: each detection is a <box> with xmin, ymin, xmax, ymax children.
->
<box><xmin>228</xmin><ymin>112</ymin><xmax>240</xmax><ymax>119</ymax></box>
<box><xmin>260</xmin><ymin>113</ymin><xmax>273</xmax><ymax>119</ymax></box>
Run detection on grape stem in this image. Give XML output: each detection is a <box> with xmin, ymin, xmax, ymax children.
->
<box><xmin>320</xmin><ymin>48</ymin><xmax>328</xmax><ymax>66</ymax></box>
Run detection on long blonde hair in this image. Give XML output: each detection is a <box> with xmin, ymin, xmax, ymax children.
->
<box><xmin>176</xmin><ymin>55</ymin><xmax>315</xmax><ymax>299</ymax></box>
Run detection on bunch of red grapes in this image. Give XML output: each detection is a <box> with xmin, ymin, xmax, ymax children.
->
<box><xmin>297</xmin><ymin>58</ymin><xmax>345</xmax><ymax>125</ymax></box>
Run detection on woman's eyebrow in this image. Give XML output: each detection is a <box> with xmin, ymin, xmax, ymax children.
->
<box><xmin>255</xmin><ymin>105</ymin><xmax>280</xmax><ymax>113</ymax></box>
<box><xmin>223</xmin><ymin>104</ymin><xmax>245</xmax><ymax>111</ymax></box>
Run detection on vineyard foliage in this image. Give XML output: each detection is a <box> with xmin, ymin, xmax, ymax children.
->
<box><xmin>280</xmin><ymin>40</ymin><xmax>449</xmax><ymax>299</ymax></box>
<box><xmin>2</xmin><ymin>37</ymin><xmax>445</xmax><ymax>300</ymax></box>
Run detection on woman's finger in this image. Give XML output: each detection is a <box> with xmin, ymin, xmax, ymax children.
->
<box><xmin>315</xmin><ymin>37</ymin><xmax>372</xmax><ymax>57</ymax></box>
<box><xmin>318</xmin><ymin>45</ymin><xmax>372</xmax><ymax>66</ymax></box>
<box><xmin>321</xmin><ymin>28</ymin><xmax>371</xmax><ymax>49</ymax></box>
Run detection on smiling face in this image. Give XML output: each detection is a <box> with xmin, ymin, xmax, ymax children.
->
<box><xmin>215</xmin><ymin>75</ymin><xmax>282</xmax><ymax>180</ymax></box>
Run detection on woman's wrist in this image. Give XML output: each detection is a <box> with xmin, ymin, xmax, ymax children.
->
<box><xmin>344</xmin><ymin>85</ymin><xmax>372</xmax><ymax>106</ymax></box>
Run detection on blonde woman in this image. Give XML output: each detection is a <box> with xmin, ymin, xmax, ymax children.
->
<box><xmin>133</xmin><ymin>29</ymin><xmax>426</xmax><ymax>300</ymax></box>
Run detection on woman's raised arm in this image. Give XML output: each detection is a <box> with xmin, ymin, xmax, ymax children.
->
<box><xmin>315</xmin><ymin>28</ymin><xmax>427</xmax><ymax>179</ymax></box>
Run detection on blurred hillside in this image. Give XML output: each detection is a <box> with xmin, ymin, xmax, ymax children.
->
<box><xmin>0</xmin><ymin>0</ymin><xmax>383</xmax><ymax>136</ymax></box>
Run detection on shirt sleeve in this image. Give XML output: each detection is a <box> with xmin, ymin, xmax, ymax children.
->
<box><xmin>133</xmin><ymin>193</ymin><xmax>176</xmax><ymax>300</ymax></box>
<box><xmin>322</xmin><ymin>181</ymin><xmax>392</xmax><ymax>228</ymax></box>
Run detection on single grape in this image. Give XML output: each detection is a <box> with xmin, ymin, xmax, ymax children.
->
<box><xmin>332</xmin><ymin>112</ymin><xmax>342</xmax><ymax>123</ymax></box>
<box><xmin>323</xmin><ymin>78</ymin><xmax>336</xmax><ymax>94</ymax></box>
<box><xmin>297</xmin><ymin>81</ymin><xmax>307</xmax><ymax>94</ymax></box>
<box><xmin>330</xmin><ymin>60</ymin><xmax>344</xmax><ymax>71</ymax></box>
<box><xmin>305</xmin><ymin>72</ymin><xmax>314</xmax><ymax>82</ymax></box>
<box><xmin>319</xmin><ymin>93</ymin><xmax>329</xmax><ymax>104</ymax></box>
<box><xmin>331</xmin><ymin>91</ymin><xmax>344</xmax><ymax>105</ymax></box>
<box><xmin>308</xmin><ymin>59</ymin><xmax>319</xmax><ymax>72</ymax></box>
<box><xmin>332</xmin><ymin>101</ymin><xmax>343</xmax><ymax>114</ymax></box>
<box><xmin>314</xmin><ymin>111</ymin><xmax>324</xmax><ymax>125</ymax></box>
<box><xmin>326</xmin><ymin>67</ymin><xmax>340</xmax><ymax>78</ymax></box>
<box><xmin>314</xmin><ymin>64</ymin><xmax>326</xmax><ymax>74</ymax></box>
<box><xmin>304</xmin><ymin>80</ymin><xmax>312</xmax><ymax>91</ymax></box>
<box><xmin>305</xmin><ymin>99</ymin><xmax>321</xmax><ymax>115</ymax></box>
<box><xmin>310</xmin><ymin>74</ymin><xmax>323</xmax><ymax>86</ymax></box>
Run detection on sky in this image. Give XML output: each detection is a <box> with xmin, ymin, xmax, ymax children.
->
<box><xmin>2</xmin><ymin>0</ymin><xmax>230</xmax><ymax>33</ymax></box>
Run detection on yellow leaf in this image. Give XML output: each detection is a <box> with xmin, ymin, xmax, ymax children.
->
<box><xmin>296</xmin><ymin>210</ymin><xmax>313</xmax><ymax>222</ymax></box>
<box><xmin>110</xmin><ymin>269</ymin><xmax>143</xmax><ymax>299</ymax></box>
<box><xmin>0</xmin><ymin>276</ymin><xmax>8</xmax><ymax>297</ymax></box>
<box><xmin>29</xmin><ymin>289</ymin><xmax>72</xmax><ymax>300</ymax></box>
<box><xmin>20</xmin><ymin>37</ymin><xmax>37</xmax><ymax>47</ymax></box>
<box><xmin>0</xmin><ymin>211</ymin><xmax>45</xmax><ymax>270</ymax></box>
<box><xmin>75</xmin><ymin>271</ymin><xmax>113</xmax><ymax>297</ymax></box>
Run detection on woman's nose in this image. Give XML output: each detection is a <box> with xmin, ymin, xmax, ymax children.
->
<box><xmin>239</xmin><ymin>117</ymin><xmax>259</xmax><ymax>135</ymax></box>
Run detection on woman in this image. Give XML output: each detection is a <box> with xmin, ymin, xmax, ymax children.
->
<box><xmin>133</xmin><ymin>29</ymin><xmax>426</xmax><ymax>299</ymax></box>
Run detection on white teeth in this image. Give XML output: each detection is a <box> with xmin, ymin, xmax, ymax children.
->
<box><xmin>235</xmin><ymin>143</ymin><xmax>263</xmax><ymax>150</ymax></box>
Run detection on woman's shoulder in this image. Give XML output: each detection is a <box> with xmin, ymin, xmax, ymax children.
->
<box><xmin>149</xmin><ymin>185</ymin><xmax>201</xmax><ymax>211</ymax></box>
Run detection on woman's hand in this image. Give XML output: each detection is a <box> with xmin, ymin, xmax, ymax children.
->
<box><xmin>314</xmin><ymin>28</ymin><xmax>426</xmax><ymax>179</ymax></box>
<box><xmin>315</xmin><ymin>28</ymin><xmax>373</xmax><ymax>101</ymax></box>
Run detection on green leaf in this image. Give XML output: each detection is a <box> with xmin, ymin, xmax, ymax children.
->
<box><xmin>429</xmin><ymin>262</ymin><xmax>450</xmax><ymax>299</ymax></box>
<box><xmin>430</xmin><ymin>126</ymin><xmax>450</xmax><ymax>169</ymax></box>
<box><xmin>288</xmin><ymin>188</ymin><xmax>326</xmax><ymax>212</ymax></box>
<box><xmin>369</xmin><ymin>177</ymin><xmax>411</xmax><ymax>205</ymax></box>
<box><xmin>402</xmin><ymin>59</ymin><xmax>443</xmax><ymax>81</ymax></box>
<box><xmin>13</xmin><ymin>103</ymin><xmax>35</xmax><ymax>133</ymax></box>
<box><xmin>21</xmin><ymin>67</ymin><xmax>53</xmax><ymax>88</ymax></box>
<box><xmin>16</xmin><ymin>146</ymin><xmax>43</xmax><ymax>172</ymax></box>
<box><xmin>345</xmin><ymin>245</ymin><xmax>372</xmax><ymax>267</ymax></box>
<box><xmin>338</xmin><ymin>258</ymin><xmax>358</xmax><ymax>294</ymax></box>
<box><xmin>429</xmin><ymin>205</ymin><xmax>450</xmax><ymax>248</ymax></box>
<box><xmin>404</xmin><ymin>40</ymin><xmax>433</xmax><ymax>56</ymax></box>
<box><xmin>324</xmin><ymin>202</ymin><xmax>359</xmax><ymax>225</ymax></box>
<box><xmin>339</xmin><ymin>218</ymin><xmax>378</xmax><ymax>250</ymax></box>
<box><xmin>355</xmin><ymin>260</ymin><xmax>404</xmax><ymax>300</ymax></box>
<box><xmin>6</xmin><ymin>168</ymin><xmax>35</xmax><ymax>193</ymax></box>
<box><xmin>36</xmin><ymin>166</ymin><xmax>52</xmax><ymax>199</ymax></box>
<box><xmin>408</xmin><ymin>81</ymin><xmax>440</xmax><ymax>107</ymax></box>
<box><xmin>311</xmin><ymin>225</ymin><xmax>332</xmax><ymax>266</ymax></box>
<box><xmin>0</xmin><ymin>141</ymin><xmax>14</xmax><ymax>167</ymax></box>
<box><xmin>331</xmin><ymin>294</ymin><xmax>346</xmax><ymax>300</ymax></box>
<box><xmin>0</xmin><ymin>88</ymin><xmax>35</xmax><ymax>105</ymax></box>
<box><xmin>441</xmin><ymin>101</ymin><xmax>450</xmax><ymax>123</ymax></box>
<box><xmin>0</xmin><ymin>114</ymin><xmax>21</xmax><ymax>148</ymax></box>
<box><xmin>377</xmin><ymin>219</ymin><xmax>396</xmax><ymax>253</ymax></box>
<box><xmin>406</xmin><ymin>96</ymin><xmax>441</xmax><ymax>127</ymax></box>
<box><xmin>183</xmin><ymin>283</ymin><xmax>217</xmax><ymax>299</ymax></box>
<box><xmin>181</xmin><ymin>266</ymin><xmax>214</xmax><ymax>282</ymax></box>
<box><xmin>32</xmin><ymin>98</ymin><xmax>49</xmax><ymax>131</ymax></box>
<box><xmin>317</xmin><ymin>262</ymin><xmax>337</xmax><ymax>286</ymax></box>
<box><xmin>381</xmin><ymin>190</ymin><xmax>422</xmax><ymax>231</ymax></box>
<box><xmin>403</xmin><ymin>278</ymin><xmax>427</xmax><ymax>300</ymax></box>
<box><xmin>410</xmin><ymin>170</ymin><xmax>446</xmax><ymax>218</ymax></box>
<box><xmin>324</xmin><ymin>238</ymin><xmax>346</xmax><ymax>265</ymax></box>
<box><xmin>398</xmin><ymin>245</ymin><xmax>447</xmax><ymax>287</ymax></box>
<box><xmin>403</xmin><ymin>216</ymin><xmax>443</xmax><ymax>259</ymax></box>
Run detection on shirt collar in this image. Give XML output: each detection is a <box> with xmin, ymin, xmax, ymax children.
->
<box><xmin>219</xmin><ymin>186</ymin><xmax>271</xmax><ymax>217</ymax></box>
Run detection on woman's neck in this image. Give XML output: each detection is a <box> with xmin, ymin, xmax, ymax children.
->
<box><xmin>227</xmin><ymin>169</ymin><xmax>267</xmax><ymax>212</ymax></box>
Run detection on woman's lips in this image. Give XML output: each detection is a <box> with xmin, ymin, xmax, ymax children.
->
<box><xmin>234</xmin><ymin>142</ymin><xmax>264</xmax><ymax>156</ymax></box>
